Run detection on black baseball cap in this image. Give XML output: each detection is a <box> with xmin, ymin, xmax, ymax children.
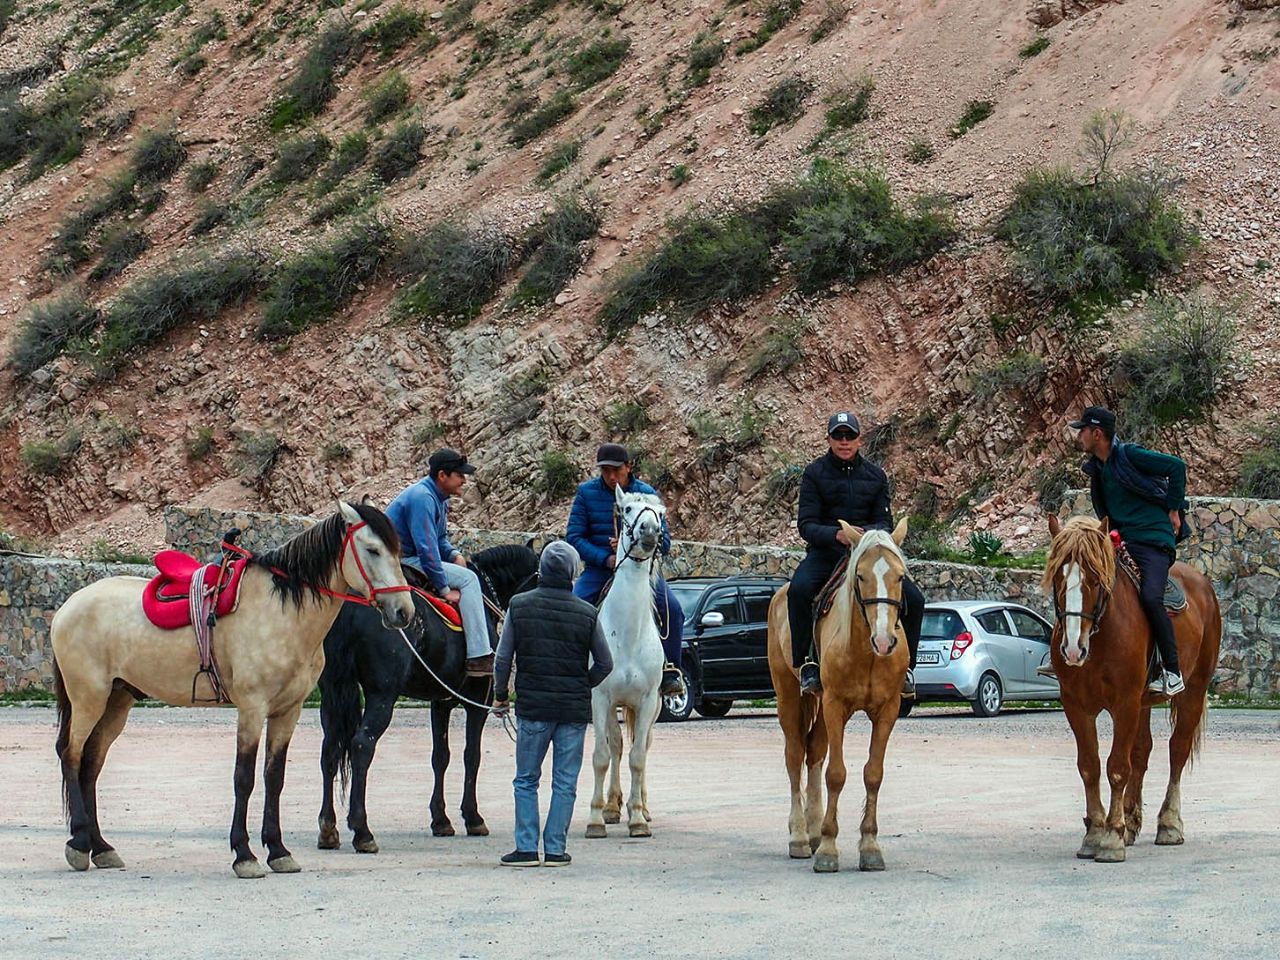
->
<box><xmin>1069</xmin><ymin>406</ymin><xmax>1116</xmax><ymax>432</ymax></box>
<box><xmin>827</xmin><ymin>412</ymin><xmax>861</xmax><ymax>437</ymax></box>
<box><xmin>428</xmin><ymin>448</ymin><xmax>476</xmax><ymax>475</ymax></box>
<box><xmin>596</xmin><ymin>443</ymin><xmax>630</xmax><ymax>467</ymax></box>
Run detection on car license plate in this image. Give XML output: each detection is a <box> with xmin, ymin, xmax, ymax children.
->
<box><xmin>917</xmin><ymin>652</ymin><xmax>942</xmax><ymax>665</ymax></box>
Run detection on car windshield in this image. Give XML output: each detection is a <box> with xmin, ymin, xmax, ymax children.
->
<box><xmin>922</xmin><ymin>609</ymin><xmax>965</xmax><ymax>640</ymax></box>
<box><xmin>670</xmin><ymin>583</ymin><xmax>708</xmax><ymax>613</ymax></box>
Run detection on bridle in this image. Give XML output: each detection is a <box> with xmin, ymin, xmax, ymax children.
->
<box><xmin>618</xmin><ymin>504</ymin><xmax>664</xmax><ymax>568</ymax></box>
<box><xmin>851</xmin><ymin>553</ymin><xmax>904</xmax><ymax>642</ymax></box>
<box><xmin>1052</xmin><ymin>571</ymin><xmax>1113</xmax><ymax>645</ymax></box>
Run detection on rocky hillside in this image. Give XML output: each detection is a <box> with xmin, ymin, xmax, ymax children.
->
<box><xmin>1</xmin><ymin>0</ymin><xmax>1277</xmax><ymax>558</ymax></box>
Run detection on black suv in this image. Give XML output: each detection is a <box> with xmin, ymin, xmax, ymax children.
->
<box><xmin>658</xmin><ymin>575</ymin><xmax>788</xmax><ymax>721</ymax></box>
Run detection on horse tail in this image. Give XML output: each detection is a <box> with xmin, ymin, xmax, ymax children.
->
<box><xmin>1168</xmin><ymin>692</ymin><xmax>1210</xmax><ymax>773</ymax></box>
<box><xmin>799</xmin><ymin>686</ymin><xmax>821</xmax><ymax>738</ymax></box>
<box><xmin>319</xmin><ymin>608</ymin><xmax>363</xmax><ymax>794</ymax></box>
<box><xmin>53</xmin><ymin>658</ymin><xmax>71</xmax><ymax>822</ymax></box>
<box><xmin>624</xmin><ymin>705</ymin><xmax>637</xmax><ymax>744</ymax></box>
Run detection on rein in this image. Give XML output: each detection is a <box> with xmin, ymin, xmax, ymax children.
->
<box><xmin>852</xmin><ymin>570</ymin><xmax>904</xmax><ymax>637</ymax></box>
<box><xmin>393</xmin><ymin>627</ymin><xmax>516</xmax><ymax>741</ymax></box>
<box><xmin>613</xmin><ymin>502</ymin><xmax>669</xmax><ymax>641</ymax></box>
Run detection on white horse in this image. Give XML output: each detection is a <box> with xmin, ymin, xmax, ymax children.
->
<box><xmin>585</xmin><ymin>487</ymin><xmax>666</xmax><ymax>839</ymax></box>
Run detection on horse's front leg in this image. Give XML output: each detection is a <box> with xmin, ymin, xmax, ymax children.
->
<box><xmin>1096</xmin><ymin>702</ymin><xmax>1142</xmax><ymax>863</ymax></box>
<box><xmin>262</xmin><ymin>704</ymin><xmax>303</xmax><ymax>873</ymax></box>
<box><xmin>460</xmin><ymin>698</ymin><xmax>490</xmax><ymax>836</ymax></box>
<box><xmin>231</xmin><ymin>702</ymin><xmax>267</xmax><ymax>878</ymax></box>
<box><xmin>625</xmin><ymin>691</ymin><xmax>660</xmax><ymax>838</ymax></box>
<box><xmin>347</xmin><ymin>693</ymin><xmax>395</xmax><ymax>853</ymax></box>
<box><xmin>1064</xmin><ymin>703</ymin><xmax>1106</xmax><ymax>859</ymax></box>
<box><xmin>858</xmin><ymin>698</ymin><xmax>899</xmax><ymax>871</ymax></box>
<box><xmin>813</xmin><ymin>696</ymin><xmax>852</xmax><ymax>873</ymax></box>
<box><xmin>604</xmin><ymin>707</ymin><xmax>624</xmax><ymax>824</ymax></box>
<box><xmin>585</xmin><ymin>697</ymin><xmax>611</xmax><ymax>838</ymax></box>
<box><xmin>429</xmin><ymin>700</ymin><xmax>455</xmax><ymax>836</ymax></box>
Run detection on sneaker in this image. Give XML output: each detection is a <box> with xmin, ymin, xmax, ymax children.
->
<box><xmin>543</xmin><ymin>852</ymin><xmax>572</xmax><ymax>867</ymax></box>
<box><xmin>659</xmin><ymin>666</ymin><xmax>682</xmax><ymax>696</ymax></box>
<box><xmin>500</xmin><ymin>850</ymin><xmax>540</xmax><ymax>867</ymax></box>
<box><xmin>1163</xmin><ymin>671</ymin><xmax>1186</xmax><ymax>696</ymax></box>
<box><xmin>901</xmin><ymin>669</ymin><xmax>916</xmax><ymax>699</ymax></box>
<box><xmin>799</xmin><ymin>662</ymin><xmax>822</xmax><ymax>696</ymax></box>
<box><xmin>466</xmin><ymin>653</ymin><xmax>495</xmax><ymax>677</ymax></box>
<box><xmin>1036</xmin><ymin>662</ymin><xmax>1057</xmax><ymax>679</ymax></box>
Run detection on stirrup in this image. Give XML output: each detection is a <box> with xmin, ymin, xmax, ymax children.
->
<box><xmin>799</xmin><ymin>661</ymin><xmax>822</xmax><ymax>695</ymax></box>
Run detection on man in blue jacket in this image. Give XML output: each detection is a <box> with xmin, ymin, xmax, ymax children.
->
<box><xmin>386</xmin><ymin>448</ymin><xmax>494</xmax><ymax>676</ymax></box>
<box><xmin>1072</xmin><ymin>406</ymin><xmax>1188</xmax><ymax>696</ymax></box>
<box><xmin>565</xmin><ymin>443</ymin><xmax>684</xmax><ymax>695</ymax></box>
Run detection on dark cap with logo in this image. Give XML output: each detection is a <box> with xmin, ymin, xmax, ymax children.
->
<box><xmin>1068</xmin><ymin>406</ymin><xmax>1116</xmax><ymax>432</ymax></box>
<box><xmin>596</xmin><ymin>443</ymin><xmax>630</xmax><ymax>467</ymax></box>
<box><xmin>428</xmin><ymin>448</ymin><xmax>476</xmax><ymax>475</ymax></box>
<box><xmin>827</xmin><ymin>412</ymin><xmax>861</xmax><ymax>437</ymax></box>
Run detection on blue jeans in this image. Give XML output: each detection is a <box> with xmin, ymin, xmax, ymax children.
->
<box><xmin>513</xmin><ymin>718</ymin><xmax>587</xmax><ymax>855</ymax></box>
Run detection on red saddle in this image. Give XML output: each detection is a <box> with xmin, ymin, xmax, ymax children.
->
<box><xmin>420</xmin><ymin>591</ymin><xmax>463</xmax><ymax>629</ymax></box>
<box><xmin>142</xmin><ymin>550</ymin><xmax>250</xmax><ymax>630</ymax></box>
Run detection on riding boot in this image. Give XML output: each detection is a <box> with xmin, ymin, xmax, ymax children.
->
<box><xmin>799</xmin><ymin>662</ymin><xmax>822</xmax><ymax>696</ymax></box>
<box><xmin>660</xmin><ymin>663</ymin><xmax>682</xmax><ymax>696</ymax></box>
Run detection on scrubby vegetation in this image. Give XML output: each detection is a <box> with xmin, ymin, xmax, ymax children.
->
<box><xmin>1236</xmin><ymin>421</ymin><xmax>1280</xmax><ymax>500</ymax></box>
<box><xmin>736</xmin><ymin>0</ymin><xmax>801</xmax><ymax>55</ymax></box>
<box><xmin>512</xmin><ymin>195</ymin><xmax>600</xmax><ymax>305</ymax></box>
<box><xmin>748</xmin><ymin>75</ymin><xmax>813</xmax><ymax>136</ymax></box>
<box><xmin>364</xmin><ymin>71</ymin><xmax>410</xmax><ymax>125</ymax></box>
<box><xmin>950</xmin><ymin>99</ymin><xmax>993</xmax><ymax>138</ymax></box>
<box><xmin>10</xmin><ymin>293</ymin><xmax>100</xmax><ymax>376</ymax></box>
<box><xmin>687</xmin><ymin>32</ymin><xmax>724</xmax><ymax>86</ymax></box>
<box><xmin>396</xmin><ymin>222</ymin><xmax>515</xmax><ymax>322</ymax></box>
<box><xmin>538</xmin><ymin>449</ymin><xmax>580</xmax><ymax>499</ymax></box>
<box><xmin>970</xmin><ymin>350</ymin><xmax>1046</xmax><ymax>400</ymax></box>
<box><xmin>269</xmin><ymin>22</ymin><xmax>361</xmax><ymax>131</ymax></box>
<box><xmin>131</xmin><ymin>127</ymin><xmax>187</xmax><ymax>183</ymax></box>
<box><xmin>508</xmin><ymin>90</ymin><xmax>576</xmax><ymax>145</ymax></box>
<box><xmin>269</xmin><ymin>132</ymin><xmax>331</xmax><ymax>184</ymax></box>
<box><xmin>369</xmin><ymin>121</ymin><xmax>425</xmax><ymax>182</ymax></box>
<box><xmin>565</xmin><ymin>36</ymin><xmax>631</xmax><ymax>89</ymax></box>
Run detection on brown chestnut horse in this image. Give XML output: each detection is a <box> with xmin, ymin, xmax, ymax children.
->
<box><xmin>1043</xmin><ymin>515</ymin><xmax>1221</xmax><ymax>863</ymax></box>
<box><xmin>768</xmin><ymin>518</ymin><xmax>910</xmax><ymax>873</ymax></box>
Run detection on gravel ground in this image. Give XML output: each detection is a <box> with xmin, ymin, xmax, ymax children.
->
<box><xmin>1</xmin><ymin>704</ymin><xmax>1276</xmax><ymax>960</ymax></box>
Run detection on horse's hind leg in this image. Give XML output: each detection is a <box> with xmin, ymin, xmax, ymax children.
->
<box><xmin>604</xmin><ymin>708</ymin><xmax>624</xmax><ymax>824</ymax></box>
<box><xmin>777</xmin><ymin>685</ymin><xmax>812</xmax><ymax>859</ymax></box>
<box><xmin>230</xmin><ymin>703</ymin><xmax>267</xmax><ymax>879</ymax></box>
<box><xmin>460</xmin><ymin>699</ymin><xmax>490</xmax><ymax>836</ymax></box>
<box><xmin>347</xmin><ymin>692</ymin><xmax>395</xmax><ymax>853</ymax></box>
<box><xmin>317</xmin><ymin>691</ymin><xmax>342</xmax><ymax>850</ymax></box>
<box><xmin>1125</xmin><ymin>707</ymin><xmax>1153</xmax><ymax>846</ymax></box>
<box><xmin>1158</xmin><ymin>692</ymin><xmax>1207</xmax><ymax>846</ymax></box>
<box><xmin>429</xmin><ymin>701</ymin><xmax>456</xmax><ymax>836</ymax></box>
<box><xmin>80</xmin><ymin>686</ymin><xmax>135</xmax><ymax>869</ymax></box>
<box><xmin>57</xmin><ymin>676</ymin><xmax>111</xmax><ymax>872</ymax></box>
<box><xmin>586</xmin><ymin>700</ymin><xmax>611</xmax><ymax>838</ymax></box>
<box><xmin>262</xmin><ymin>704</ymin><xmax>304</xmax><ymax>873</ymax></box>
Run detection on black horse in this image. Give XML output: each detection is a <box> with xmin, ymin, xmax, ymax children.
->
<box><xmin>317</xmin><ymin>543</ymin><xmax>539</xmax><ymax>853</ymax></box>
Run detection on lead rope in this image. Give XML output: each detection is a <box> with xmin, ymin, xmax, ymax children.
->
<box><xmin>394</xmin><ymin>627</ymin><xmax>517</xmax><ymax>742</ymax></box>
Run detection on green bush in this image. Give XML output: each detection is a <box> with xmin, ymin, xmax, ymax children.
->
<box><xmin>687</xmin><ymin>32</ymin><xmax>724</xmax><ymax>86</ymax></box>
<box><xmin>512</xmin><ymin>195</ymin><xmax>600</xmax><ymax>305</ymax></box>
<box><xmin>1019</xmin><ymin>36</ymin><xmax>1050</xmax><ymax>59</ymax></box>
<box><xmin>88</xmin><ymin>228</ymin><xmax>150</xmax><ymax>283</ymax></box>
<box><xmin>1033</xmin><ymin>462</ymin><xmax>1074</xmax><ymax>512</ymax></box>
<box><xmin>604</xmin><ymin>400</ymin><xmax>650</xmax><ymax>435</ymax></box>
<box><xmin>95</xmin><ymin>253</ymin><xmax>263</xmax><ymax>365</ymax></box>
<box><xmin>1236</xmin><ymin>422</ymin><xmax>1280</xmax><ymax>500</ymax></box>
<box><xmin>736</xmin><ymin>0</ymin><xmax>801</xmax><ymax>54</ymax></box>
<box><xmin>131</xmin><ymin>128</ymin><xmax>187</xmax><ymax>183</ymax></box>
<box><xmin>689</xmin><ymin>403</ymin><xmax>769</xmax><ymax>467</ymax></box>
<box><xmin>14</xmin><ymin>74</ymin><xmax>110</xmax><ymax>176</ymax></box>
<box><xmin>10</xmin><ymin>293</ymin><xmax>100</xmax><ymax>376</ymax></box>
<box><xmin>269</xmin><ymin>22</ymin><xmax>361</xmax><ymax>131</ymax></box>
<box><xmin>861</xmin><ymin>416</ymin><xmax>899</xmax><ymax>464</ymax></box>
<box><xmin>809</xmin><ymin>0</ymin><xmax>847</xmax><ymax>43</ymax></box>
<box><xmin>191</xmin><ymin>201</ymin><xmax>227</xmax><ymax>235</ymax></box>
<box><xmin>950</xmin><ymin>99</ymin><xmax>993</xmax><ymax>138</ymax></box>
<box><xmin>309</xmin><ymin>182</ymin><xmax>380</xmax><ymax>225</ymax></box>
<box><xmin>565</xmin><ymin>36</ymin><xmax>631</xmax><ymax>89</ymax></box>
<box><xmin>998</xmin><ymin>165</ymin><xmax>1197</xmax><ymax>305</ymax></box>
<box><xmin>969</xmin><ymin>350</ymin><xmax>1046</xmax><ymax>400</ymax></box>
<box><xmin>22</xmin><ymin>430</ymin><xmax>82</xmax><ymax>476</ymax></box>
<box><xmin>968</xmin><ymin>531</ymin><xmax>1004</xmax><ymax>564</ymax></box>
<box><xmin>509</xmin><ymin>89</ymin><xmax>576</xmax><ymax>146</ymax></box>
<box><xmin>370</xmin><ymin>121</ymin><xmax>425</xmax><ymax>182</ymax></box>
<box><xmin>905</xmin><ymin>138</ymin><xmax>935</xmax><ymax>164</ymax></box>
<box><xmin>187</xmin><ymin>425</ymin><xmax>215</xmax><ymax>460</ymax></box>
<box><xmin>412</xmin><ymin>419</ymin><xmax>446</xmax><ymax>447</ymax></box>
<box><xmin>537</xmin><ymin>139</ymin><xmax>580</xmax><ymax>181</ymax></box>
<box><xmin>364</xmin><ymin>71</ymin><xmax>411</xmax><ymax>125</ymax></box>
<box><xmin>748</xmin><ymin>75</ymin><xmax>813</xmax><ymax>136</ymax></box>
<box><xmin>441</xmin><ymin>0</ymin><xmax>478</xmax><ymax>32</ymax></box>
<box><xmin>396</xmin><ymin>222</ymin><xmax>515</xmax><ymax>322</ymax></box>
<box><xmin>670</xmin><ymin>164</ymin><xmax>690</xmax><ymax>186</ymax></box>
<box><xmin>269</xmin><ymin>132</ymin><xmax>331</xmax><ymax>183</ymax></box>
<box><xmin>745</xmin><ymin>315</ymin><xmax>808</xmax><ymax>380</ymax></box>
<box><xmin>315</xmin><ymin>132</ymin><xmax>369</xmax><ymax>191</ymax></box>
<box><xmin>363</xmin><ymin>4</ymin><xmax>426</xmax><ymax>58</ymax></box>
<box><xmin>538</xmin><ymin>449</ymin><xmax>580</xmax><ymax>499</ymax></box>
<box><xmin>778</xmin><ymin>164</ymin><xmax>956</xmax><ymax>293</ymax></box>
<box><xmin>823</xmin><ymin>75</ymin><xmax>873</xmax><ymax>130</ymax></box>
<box><xmin>185</xmin><ymin>159</ymin><xmax>218</xmax><ymax>192</ymax></box>
<box><xmin>764</xmin><ymin>461</ymin><xmax>805</xmax><ymax>501</ymax></box>
<box><xmin>236</xmin><ymin>431</ymin><xmax>285</xmax><ymax>481</ymax></box>
<box><xmin>1114</xmin><ymin>293</ymin><xmax>1239</xmax><ymax>440</ymax></box>
<box><xmin>601</xmin><ymin>213</ymin><xmax>771</xmax><ymax>336</ymax></box>
<box><xmin>259</xmin><ymin>219</ymin><xmax>393</xmax><ymax>338</ymax></box>
<box><xmin>46</xmin><ymin>173</ymin><xmax>141</xmax><ymax>272</ymax></box>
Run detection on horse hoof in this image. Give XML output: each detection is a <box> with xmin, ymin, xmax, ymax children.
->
<box><xmin>353</xmin><ymin>837</ymin><xmax>379</xmax><ymax>854</ymax></box>
<box><xmin>813</xmin><ymin>853</ymin><xmax>839</xmax><ymax>874</ymax></box>
<box><xmin>628</xmin><ymin>822</ymin><xmax>651</xmax><ymax>839</ymax></box>
<box><xmin>788</xmin><ymin>841</ymin><xmax>812</xmax><ymax>859</ymax></box>
<box><xmin>317</xmin><ymin>827</ymin><xmax>341</xmax><ymax>850</ymax></box>
<box><xmin>65</xmin><ymin>845</ymin><xmax>91</xmax><ymax>872</ymax></box>
<box><xmin>1155</xmin><ymin>826</ymin><xmax>1185</xmax><ymax>846</ymax></box>
<box><xmin>585</xmin><ymin>823</ymin><xmax>607</xmax><ymax>839</ymax></box>
<box><xmin>268</xmin><ymin>855</ymin><xmax>301</xmax><ymax>874</ymax></box>
<box><xmin>1076</xmin><ymin>842</ymin><xmax>1099</xmax><ymax>860</ymax></box>
<box><xmin>603</xmin><ymin>811</ymin><xmax>621</xmax><ymax>825</ymax></box>
<box><xmin>859</xmin><ymin>851</ymin><xmax>885</xmax><ymax>872</ymax></box>
<box><xmin>1123</xmin><ymin>828</ymin><xmax>1137</xmax><ymax>847</ymax></box>
<box><xmin>465</xmin><ymin>822</ymin><xmax>489</xmax><ymax>837</ymax></box>
<box><xmin>233</xmin><ymin>858</ymin><xmax>266</xmax><ymax>879</ymax></box>
<box><xmin>92</xmin><ymin>850</ymin><xmax>125</xmax><ymax>869</ymax></box>
<box><xmin>431</xmin><ymin>822</ymin><xmax>456</xmax><ymax>838</ymax></box>
<box><xmin>1093</xmin><ymin>845</ymin><xmax>1126</xmax><ymax>863</ymax></box>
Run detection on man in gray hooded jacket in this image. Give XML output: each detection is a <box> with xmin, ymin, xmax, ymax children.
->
<box><xmin>494</xmin><ymin>540</ymin><xmax>613</xmax><ymax>867</ymax></box>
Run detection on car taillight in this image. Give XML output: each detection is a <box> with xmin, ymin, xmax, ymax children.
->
<box><xmin>950</xmin><ymin>632</ymin><xmax>973</xmax><ymax>660</ymax></box>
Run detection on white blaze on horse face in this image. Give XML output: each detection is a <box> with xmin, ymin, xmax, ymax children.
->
<box><xmin>1062</xmin><ymin>562</ymin><xmax>1085</xmax><ymax>665</ymax></box>
<box><xmin>871</xmin><ymin>556</ymin><xmax>894</xmax><ymax>655</ymax></box>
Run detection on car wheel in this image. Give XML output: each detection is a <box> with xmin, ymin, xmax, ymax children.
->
<box><xmin>694</xmin><ymin>698</ymin><xmax>733</xmax><ymax>719</ymax></box>
<box><xmin>898</xmin><ymin>699</ymin><xmax>914</xmax><ymax>718</ymax></box>
<box><xmin>971</xmin><ymin>673</ymin><xmax>1003</xmax><ymax>718</ymax></box>
<box><xmin>658</xmin><ymin>665</ymin><xmax>695</xmax><ymax>722</ymax></box>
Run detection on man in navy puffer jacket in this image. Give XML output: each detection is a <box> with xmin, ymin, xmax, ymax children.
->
<box><xmin>565</xmin><ymin>443</ymin><xmax>685</xmax><ymax>695</ymax></box>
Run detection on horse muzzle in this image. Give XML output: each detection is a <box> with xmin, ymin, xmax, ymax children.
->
<box><xmin>378</xmin><ymin>595</ymin><xmax>415</xmax><ymax>631</ymax></box>
<box><xmin>1058</xmin><ymin>642</ymin><xmax>1088</xmax><ymax>667</ymax></box>
<box><xmin>871</xmin><ymin>635</ymin><xmax>898</xmax><ymax>657</ymax></box>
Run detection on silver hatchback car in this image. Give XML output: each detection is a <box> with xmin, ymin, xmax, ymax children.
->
<box><xmin>908</xmin><ymin>601</ymin><xmax>1060</xmax><ymax>717</ymax></box>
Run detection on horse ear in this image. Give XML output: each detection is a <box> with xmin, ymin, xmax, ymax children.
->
<box><xmin>1100</xmin><ymin>516</ymin><xmax>1110</xmax><ymax>535</ymax></box>
<box><xmin>337</xmin><ymin>500</ymin><xmax>362</xmax><ymax>527</ymax></box>
<box><xmin>1048</xmin><ymin>513</ymin><xmax>1061</xmax><ymax>537</ymax></box>
<box><xmin>839</xmin><ymin>519</ymin><xmax>863</xmax><ymax>545</ymax></box>
<box><xmin>614</xmin><ymin>484</ymin><xmax>626</xmax><ymax>507</ymax></box>
<box><xmin>890</xmin><ymin>516</ymin><xmax>909</xmax><ymax>547</ymax></box>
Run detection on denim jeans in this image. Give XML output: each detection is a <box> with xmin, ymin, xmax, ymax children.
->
<box><xmin>513</xmin><ymin>718</ymin><xmax>587</xmax><ymax>855</ymax></box>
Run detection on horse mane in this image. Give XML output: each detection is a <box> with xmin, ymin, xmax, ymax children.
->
<box><xmin>471</xmin><ymin>543</ymin><xmax>539</xmax><ymax>602</ymax></box>
<box><xmin>255</xmin><ymin>502</ymin><xmax>400</xmax><ymax>608</ymax></box>
<box><xmin>1041</xmin><ymin>516</ymin><xmax>1116</xmax><ymax>597</ymax></box>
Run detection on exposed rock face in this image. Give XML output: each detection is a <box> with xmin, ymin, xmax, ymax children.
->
<box><xmin>1028</xmin><ymin>1</ymin><xmax>1122</xmax><ymax>27</ymax></box>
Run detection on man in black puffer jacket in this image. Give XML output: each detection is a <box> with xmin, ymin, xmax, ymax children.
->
<box><xmin>788</xmin><ymin>412</ymin><xmax>925</xmax><ymax>696</ymax></box>
<box><xmin>494</xmin><ymin>541</ymin><xmax>613</xmax><ymax>867</ymax></box>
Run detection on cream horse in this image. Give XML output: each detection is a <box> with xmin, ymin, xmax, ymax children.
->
<box><xmin>51</xmin><ymin>502</ymin><xmax>414</xmax><ymax>878</ymax></box>
<box><xmin>586</xmin><ymin>488</ymin><xmax>666</xmax><ymax>839</ymax></box>
<box><xmin>767</xmin><ymin>519</ymin><xmax>911</xmax><ymax>872</ymax></box>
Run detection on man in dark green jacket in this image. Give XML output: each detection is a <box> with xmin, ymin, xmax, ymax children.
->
<box><xmin>1071</xmin><ymin>406</ymin><xmax>1188</xmax><ymax>695</ymax></box>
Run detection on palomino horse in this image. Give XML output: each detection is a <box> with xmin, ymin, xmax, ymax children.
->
<box><xmin>767</xmin><ymin>518</ymin><xmax>911</xmax><ymax>873</ymax></box>
<box><xmin>51</xmin><ymin>502</ymin><xmax>414</xmax><ymax>878</ymax></box>
<box><xmin>586</xmin><ymin>488</ymin><xmax>666</xmax><ymax>839</ymax></box>
<box><xmin>1044</xmin><ymin>515</ymin><xmax>1221</xmax><ymax>862</ymax></box>
<box><xmin>317</xmin><ymin>543</ymin><xmax>538</xmax><ymax>852</ymax></box>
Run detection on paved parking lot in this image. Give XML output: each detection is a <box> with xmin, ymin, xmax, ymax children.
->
<box><xmin>1</xmin><ymin>704</ymin><xmax>1275</xmax><ymax>960</ymax></box>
